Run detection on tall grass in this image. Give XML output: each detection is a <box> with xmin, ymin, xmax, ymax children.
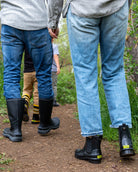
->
<box><xmin>99</xmin><ymin>79</ymin><xmax>138</xmax><ymax>151</ymax></box>
<box><xmin>57</xmin><ymin>67</ymin><xmax>77</xmax><ymax>104</ymax></box>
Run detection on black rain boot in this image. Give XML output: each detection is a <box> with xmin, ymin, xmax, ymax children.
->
<box><xmin>3</xmin><ymin>98</ymin><xmax>25</xmax><ymax>142</ymax></box>
<box><xmin>119</xmin><ymin>124</ymin><xmax>135</xmax><ymax>157</ymax></box>
<box><xmin>22</xmin><ymin>95</ymin><xmax>29</xmax><ymax>122</ymax></box>
<box><xmin>38</xmin><ymin>99</ymin><xmax>60</xmax><ymax>135</ymax></box>
<box><xmin>32</xmin><ymin>114</ymin><xmax>40</xmax><ymax>124</ymax></box>
<box><xmin>75</xmin><ymin>136</ymin><xmax>102</xmax><ymax>164</ymax></box>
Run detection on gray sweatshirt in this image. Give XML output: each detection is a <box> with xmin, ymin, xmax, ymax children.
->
<box><xmin>1</xmin><ymin>0</ymin><xmax>48</xmax><ymax>30</ymax></box>
<box><xmin>48</xmin><ymin>0</ymin><xmax>129</xmax><ymax>29</ymax></box>
<box><xmin>1</xmin><ymin>0</ymin><xmax>130</xmax><ymax>31</ymax></box>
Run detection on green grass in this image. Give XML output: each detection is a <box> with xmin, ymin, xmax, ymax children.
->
<box><xmin>99</xmin><ymin>79</ymin><xmax>138</xmax><ymax>152</ymax></box>
<box><xmin>57</xmin><ymin>68</ymin><xmax>77</xmax><ymax>104</ymax></box>
<box><xmin>0</xmin><ymin>153</ymin><xmax>13</xmax><ymax>165</ymax></box>
<box><xmin>3</xmin><ymin>118</ymin><xmax>9</xmax><ymax>124</ymax></box>
<box><xmin>0</xmin><ymin>153</ymin><xmax>13</xmax><ymax>171</ymax></box>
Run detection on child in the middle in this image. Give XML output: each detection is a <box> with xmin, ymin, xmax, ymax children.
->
<box><xmin>22</xmin><ymin>47</ymin><xmax>40</xmax><ymax>124</ymax></box>
<box><xmin>22</xmin><ymin>41</ymin><xmax>61</xmax><ymax>123</ymax></box>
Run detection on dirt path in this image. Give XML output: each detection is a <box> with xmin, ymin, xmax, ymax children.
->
<box><xmin>0</xmin><ymin>104</ymin><xmax>137</xmax><ymax>172</ymax></box>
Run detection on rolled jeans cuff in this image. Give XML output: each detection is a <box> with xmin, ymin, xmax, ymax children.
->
<box><xmin>81</xmin><ymin>130</ymin><xmax>103</xmax><ymax>137</ymax></box>
<box><xmin>110</xmin><ymin>124</ymin><xmax>132</xmax><ymax>129</ymax></box>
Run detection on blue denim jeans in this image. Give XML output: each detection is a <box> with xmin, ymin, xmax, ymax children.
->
<box><xmin>1</xmin><ymin>25</ymin><xmax>53</xmax><ymax>100</ymax></box>
<box><xmin>67</xmin><ymin>1</ymin><xmax>132</xmax><ymax>137</ymax></box>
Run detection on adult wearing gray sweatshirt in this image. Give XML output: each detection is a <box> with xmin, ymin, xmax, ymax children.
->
<box><xmin>48</xmin><ymin>0</ymin><xmax>135</xmax><ymax>164</ymax></box>
<box><xmin>1</xmin><ymin>0</ymin><xmax>60</xmax><ymax>142</ymax></box>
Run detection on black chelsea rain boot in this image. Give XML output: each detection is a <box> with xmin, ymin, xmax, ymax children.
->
<box><xmin>119</xmin><ymin>124</ymin><xmax>135</xmax><ymax>157</ymax></box>
<box><xmin>75</xmin><ymin>136</ymin><xmax>102</xmax><ymax>164</ymax></box>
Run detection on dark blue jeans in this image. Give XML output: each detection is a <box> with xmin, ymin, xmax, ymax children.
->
<box><xmin>1</xmin><ymin>25</ymin><xmax>54</xmax><ymax>100</ymax></box>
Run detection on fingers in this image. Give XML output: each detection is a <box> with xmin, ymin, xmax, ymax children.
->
<box><xmin>48</xmin><ymin>28</ymin><xmax>57</xmax><ymax>38</ymax></box>
<box><xmin>55</xmin><ymin>28</ymin><xmax>59</xmax><ymax>37</ymax></box>
<box><xmin>56</xmin><ymin>68</ymin><xmax>60</xmax><ymax>75</ymax></box>
<box><xmin>48</xmin><ymin>28</ymin><xmax>59</xmax><ymax>39</ymax></box>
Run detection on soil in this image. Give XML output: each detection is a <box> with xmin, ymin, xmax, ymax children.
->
<box><xmin>0</xmin><ymin>104</ymin><xmax>137</xmax><ymax>172</ymax></box>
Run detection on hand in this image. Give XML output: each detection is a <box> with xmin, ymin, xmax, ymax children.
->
<box><xmin>48</xmin><ymin>28</ymin><xmax>59</xmax><ymax>39</ymax></box>
<box><xmin>56</xmin><ymin>67</ymin><xmax>60</xmax><ymax>75</ymax></box>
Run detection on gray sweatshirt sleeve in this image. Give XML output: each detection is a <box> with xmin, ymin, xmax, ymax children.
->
<box><xmin>48</xmin><ymin>0</ymin><xmax>63</xmax><ymax>29</ymax></box>
<box><xmin>129</xmin><ymin>0</ymin><xmax>132</xmax><ymax>8</ymax></box>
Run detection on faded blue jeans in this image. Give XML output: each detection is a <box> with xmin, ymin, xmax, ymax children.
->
<box><xmin>1</xmin><ymin>25</ymin><xmax>54</xmax><ymax>100</ymax></box>
<box><xmin>67</xmin><ymin>1</ymin><xmax>132</xmax><ymax>137</ymax></box>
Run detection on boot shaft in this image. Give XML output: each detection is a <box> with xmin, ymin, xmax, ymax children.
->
<box><xmin>119</xmin><ymin>124</ymin><xmax>133</xmax><ymax>150</ymax></box>
<box><xmin>7</xmin><ymin>98</ymin><xmax>25</xmax><ymax>130</ymax></box>
<box><xmin>118</xmin><ymin>124</ymin><xmax>135</xmax><ymax>157</ymax></box>
<box><xmin>85</xmin><ymin>136</ymin><xmax>102</xmax><ymax>153</ymax></box>
<box><xmin>75</xmin><ymin>135</ymin><xmax>102</xmax><ymax>164</ymax></box>
<box><xmin>33</xmin><ymin>104</ymin><xmax>39</xmax><ymax>115</ymax></box>
<box><xmin>38</xmin><ymin>99</ymin><xmax>60</xmax><ymax>134</ymax></box>
<box><xmin>39</xmin><ymin>99</ymin><xmax>53</xmax><ymax>125</ymax></box>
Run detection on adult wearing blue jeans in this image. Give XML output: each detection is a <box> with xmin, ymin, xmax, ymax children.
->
<box><xmin>0</xmin><ymin>0</ymin><xmax>60</xmax><ymax>142</ymax></box>
<box><xmin>48</xmin><ymin>0</ymin><xmax>135</xmax><ymax>163</ymax></box>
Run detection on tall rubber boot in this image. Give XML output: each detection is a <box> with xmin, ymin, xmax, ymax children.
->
<box><xmin>119</xmin><ymin>124</ymin><xmax>135</xmax><ymax>157</ymax></box>
<box><xmin>38</xmin><ymin>99</ymin><xmax>60</xmax><ymax>135</ymax></box>
<box><xmin>3</xmin><ymin>98</ymin><xmax>25</xmax><ymax>142</ymax></box>
<box><xmin>22</xmin><ymin>95</ymin><xmax>29</xmax><ymax>122</ymax></box>
<box><xmin>31</xmin><ymin>104</ymin><xmax>40</xmax><ymax>124</ymax></box>
<box><xmin>75</xmin><ymin>136</ymin><xmax>103</xmax><ymax>164</ymax></box>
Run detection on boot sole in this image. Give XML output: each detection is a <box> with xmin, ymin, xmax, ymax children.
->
<box><xmin>38</xmin><ymin>124</ymin><xmax>60</xmax><ymax>135</ymax></box>
<box><xmin>75</xmin><ymin>155</ymin><xmax>102</xmax><ymax>164</ymax></box>
<box><xmin>120</xmin><ymin>149</ymin><xmax>135</xmax><ymax>157</ymax></box>
<box><xmin>31</xmin><ymin>120</ymin><xmax>40</xmax><ymax>124</ymax></box>
<box><xmin>31</xmin><ymin>121</ymin><xmax>40</xmax><ymax>124</ymax></box>
<box><xmin>3</xmin><ymin>133</ymin><xmax>22</xmax><ymax>142</ymax></box>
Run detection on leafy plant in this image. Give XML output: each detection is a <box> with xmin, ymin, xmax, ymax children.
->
<box><xmin>125</xmin><ymin>0</ymin><xmax>138</xmax><ymax>82</ymax></box>
<box><xmin>57</xmin><ymin>68</ymin><xmax>76</xmax><ymax>104</ymax></box>
<box><xmin>0</xmin><ymin>153</ymin><xmax>13</xmax><ymax>165</ymax></box>
<box><xmin>3</xmin><ymin>118</ymin><xmax>9</xmax><ymax>124</ymax></box>
<box><xmin>99</xmin><ymin>79</ymin><xmax>138</xmax><ymax>151</ymax></box>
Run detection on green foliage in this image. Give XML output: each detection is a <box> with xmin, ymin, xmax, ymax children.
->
<box><xmin>125</xmin><ymin>0</ymin><xmax>138</xmax><ymax>80</ymax></box>
<box><xmin>127</xmin><ymin>81</ymin><xmax>138</xmax><ymax>151</ymax></box>
<box><xmin>0</xmin><ymin>153</ymin><xmax>13</xmax><ymax>171</ymax></box>
<box><xmin>124</xmin><ymin>47</ymin><xmax>138</xmax><ymax>78</ymax></box>
<box><xmin>55</xmin><ymin>19</ymin><xmax>72</xmax><ymax>68</ymax></box>
<box><xmin>0</xmin><ymin>153</ymin><xmax>13</xmax><ymax>165</ymax></box>
<box><xmin>99</xmin><ymin>79</ymin><xmax>138</xmax><ymax>151</ymax></box>
<box><xmin>98</xmin><ymin>79</ymin><xmax>119</xmax><ymax>141</ymax></box>
<box><xmin>57</xmin><ymin>68</ymin><xmax>77</xmax><ymax>104</ymax></box>
<box><xmin>3</xmin><ymin>118</ymin><xmax>9</xmax><ymax>124</ymax></box>
<box><xmin>0</xmin><ymin>108</ymin><xmax>7</xmax><ymax>116</ymax></box>
<box><xmin>129</xmin><ymin>1</ymin><xmax>138</xmax><ymax>37</ymax></box>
